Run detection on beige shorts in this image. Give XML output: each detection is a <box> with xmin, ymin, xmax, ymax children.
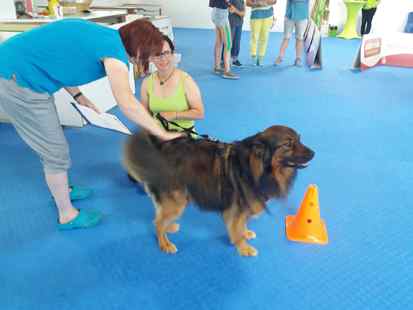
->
<box><xmin>284</xmin><ymin>18</ymin><xmax>308</xmax><ymax>40</ymax></box>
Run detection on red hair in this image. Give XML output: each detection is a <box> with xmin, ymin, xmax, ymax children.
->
<box><xmin>119</xmin><ymin>19</ymin><xmax>163</xmax><ymax>70</ymax></box>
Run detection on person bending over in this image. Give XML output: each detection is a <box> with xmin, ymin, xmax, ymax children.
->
<box><xmin>0</xmin><ymin>19</ymin><xmax>181</xmax><ymax>230</ymax></box>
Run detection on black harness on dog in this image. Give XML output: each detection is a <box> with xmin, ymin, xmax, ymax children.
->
<box><xmin>155</xmin><ymin>113</ymin><xmax>218</xmax><ymax>142</ymax></box>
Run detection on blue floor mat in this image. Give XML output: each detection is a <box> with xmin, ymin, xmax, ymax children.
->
<box><xmin>1</xmin><ymin>28</ymin><xmax>412</xmax><ymax>310</ymax></box>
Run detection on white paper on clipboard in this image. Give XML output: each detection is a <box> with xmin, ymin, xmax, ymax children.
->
<box><xmin>71</xmin><ymin>102</ymin><xmax>132</xmax><ymax>135</ymax></box>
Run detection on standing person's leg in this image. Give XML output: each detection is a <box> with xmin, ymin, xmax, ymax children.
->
<box><xmin>211</xmin><ymin>8</ymin><xmax>224</xmax><ymax>72</ymax></box>
<box><xmin>257</xmin><ymin>16</ymin><xmax>273</xmax><ymax>65</ymax></box>
<box><xmin>221</xmin><ymin>22</ymin><xmax>239</xmax><ymax>78</ymax></box>
<box><xmin>221</xmin><ymin>22</ymin><xmax>232</xmax><ymax>73</ymax></box>
<box><xmin>361</xmin><ymin>9</ymin><xmax>368</xmax><ymax>35</ymax></box>
<box><xmin>231</xmin><ymin>25</ymin><xmax>242</xmax><ymax>65</ymax></box>
<box><xmin>365</xmin><ymin>8</ymin><xmax>376</xmax><ymax>34</ymax></box>
<box><xmin>221</xmin><ymin>40</ymin><xmax>225</xmax><ymax>67</ymax></box>
<box><xmin>294</xmin><ymin>19</ymin><xmax>308</xmax><ymax>66</ymax></box>
<box><xmin>221</xmin><ymin>19</ymin><xmax>231</xmax><ymax>68</ymax></box>
<box><xmin>230</xmin><ymin>23</ymin><xmax>237</xmax><ymax>62</ymax></box>
<box><xmin>253</xmin><ymin>19</ymin><xmax>264</xmax><ymax>65</ymax></box>
<box><xmin>0</xmin><ymin>78</ymin><xmax>101</xmax><ymax>229</ymax></box>
<box><xmin>275</xmin><ymin>17</ymin><xmax>294</xmax><ymax>65</ymax></box>
<box><xmin>250</xmin><ymin>18</ymin><xmax>260</xmax><ymax>64</ymax></box>
<box><xmin>45</xmin><ymin>172</ymin><xmax>78</xmax><ymax>223</ymax></box>
<box><xmin>214</xmin><ymin>27</ymin><xmax>224</xmax><ymax>72</ymax></box>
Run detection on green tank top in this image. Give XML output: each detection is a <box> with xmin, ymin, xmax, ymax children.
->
<box><xmin>363</xmin><ymin>0</ymin><xmax>380</xmax><ymax>10</ymax></box>
<box><xmin>147</xmin><ymin>71</ymin><xmax>195</xmax><ymax>133</ymax></box>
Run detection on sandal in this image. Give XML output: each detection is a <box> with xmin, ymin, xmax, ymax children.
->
<box><xmin>213</xmin><ymin>67</ymin><xmax>224</xmax><ymax>75</ymax></box>
<box><xmin>274</xmin><ymin>56</ymin><xmax>283</xmax><ymax>65</ymax></box>
<box><xmin>222</xmin><ymin>71</ymin><xmax>240</xmax><ymax>80</ymax></box>
<box><xmin>294</xmin><ymin>58</ymin><xmax>302</xmax><ymax>67</ymax></box>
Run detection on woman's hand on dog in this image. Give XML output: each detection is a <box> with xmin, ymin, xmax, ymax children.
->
<box><xmin>159</xmin><ymin>130</ymin><xmax>184</xmax><ymax>141</ymax></box>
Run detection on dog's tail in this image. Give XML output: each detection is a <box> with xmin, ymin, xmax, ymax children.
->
<box><xmin>123</xmin><ymin>131</ymin><xmax>177</xmax><ymax>191</ymax></box>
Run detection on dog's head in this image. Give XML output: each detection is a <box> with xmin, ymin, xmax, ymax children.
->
<box><xmin>242</xmin><ymin>125</ymin><xmax>315</xmax><ymax>198</ymax></box>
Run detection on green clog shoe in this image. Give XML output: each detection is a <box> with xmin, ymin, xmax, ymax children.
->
<box><xmin>69</xmin><ymin>185</ymin><xmax>93</xmax><ymax>201</ymax></box>
<box><xmin>58</xmin><ymin>209</ymin><xmax>102</xmax><ymax>231</ymax></box>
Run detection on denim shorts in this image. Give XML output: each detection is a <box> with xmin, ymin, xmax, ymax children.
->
<box><xmin>283</xmin><ymin>17</ymin><xmax>308</xmax><ymax>40</ymax></box>
<box><xmin>211</xmin><ymin>7</ymin><xmax>229</xmax><ymax>28</ymax></box>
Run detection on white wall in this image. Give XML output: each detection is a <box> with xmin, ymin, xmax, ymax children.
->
<box><xmin>0</xmin><ymin>0</ymin><xmax>16</xmax><ymax>19</ymax></box>
<box><xmin>372</xmin><ymin>0</ymin><xmax>413</xmax><ymax>33</ymax></box>
<box><xmin>36</xmin><ymin>0</ymin><xmax>126</xmax><ymax>7</ymax></box>
<box><xmin>35</xmin><ymin>0</ymin><xmax>411</xmax><ymax>34</ymax></box>
<box><xmin>161</xmin><ymin>0</ymin><xmax>347</xmax><ymax>32</ymax></box>
<box><xmin>161</xmin><ymin>0</ymin><xmax>291</xmax><ymax>32</ymax></box>
<box><xmin>161</xmin><ymin>0</ymin><xmax>412</xmax><ymax>34</ymax></box>
<box><xmin>328</xmin><ymin>0</ymin><xmax>346</xmax><ymax>29</ymax></box>
<box><xmin>34</xmin><ymin>0</ymin><xmax>347</xmax><ymax>32</ymax></box>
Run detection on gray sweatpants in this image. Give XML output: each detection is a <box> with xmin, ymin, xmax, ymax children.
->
<box><xmin>0</xmin><ymin>77</ymin><xmax>71</xmax><ymax>173</ymax></box>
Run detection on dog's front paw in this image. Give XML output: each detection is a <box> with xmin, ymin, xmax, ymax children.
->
<box><xmin>243</xmin><ymin>229</ymin><xmax>256</xmax><ymax>240</ymax></box>
<box><xmin>236</xmin><ymin>241</ymin><xmax>258</xmax><ymax>257</ymax></box>
<box><xmin>167</xmin><ymin>223</ymin><xmax>180</xmax><ymax>233</ymax></box>
<box><xmin>158</xmin><ymin>236</ymin><xmax>178</xmax><ymax>254</ymax></box>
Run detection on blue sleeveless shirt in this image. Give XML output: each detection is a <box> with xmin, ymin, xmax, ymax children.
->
<box><xmin>0</xmin><ymin>19</ymin><xmax>129</xmax><ymax>94</ymax></box>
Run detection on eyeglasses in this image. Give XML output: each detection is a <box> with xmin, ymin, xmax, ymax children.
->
<box><xmin>150</xmin><ymin>50</ymin><xmax>173</xmax><ymax>62</ymax></box>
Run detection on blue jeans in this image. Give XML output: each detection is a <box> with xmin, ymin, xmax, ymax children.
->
<box><xmin>230</xmin><ymin>24</ymin><xmax>243</xmax><ymax>59</ymax></box>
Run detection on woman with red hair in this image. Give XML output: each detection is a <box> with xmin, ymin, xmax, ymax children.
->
<box><xmin>0</xmin><ymin>18</ymin><xmax>181</xmax><ymax>231</ymax></box>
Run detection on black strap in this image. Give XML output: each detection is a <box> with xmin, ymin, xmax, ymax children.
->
<box><xmin>73</xmin><ymin>92</ymin><xmax>83</xmax><ymax>101</ymax></box>
<box><xmin>154</xmin><ymin>113</ymin><xmax>217</xmax><ymax>141</ymax></box>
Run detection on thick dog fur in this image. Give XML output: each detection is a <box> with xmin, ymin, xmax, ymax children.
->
<box><xmin>123</xmin><ymin>125</ymin><xmax>314</xmax><ymax>256</ymax></box>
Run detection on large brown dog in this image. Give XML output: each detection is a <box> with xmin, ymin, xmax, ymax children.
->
<box><xmin>123</xmin><ymin>125</ymin><xmax>314</xmax><ymax>256</ymax></box>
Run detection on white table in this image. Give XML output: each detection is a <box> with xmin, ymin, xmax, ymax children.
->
<box><xmin>92</xmin><ymin>3</ymin><xmax>163</xmax><ymax>17</ymax></box>
<box><xmin>0</xmin><ymin>10</ymin><xmax>128</xmax><ymax>32</ymax></box>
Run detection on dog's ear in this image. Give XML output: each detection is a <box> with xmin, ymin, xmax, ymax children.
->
<box><xmin>249</xmin><ymin>141</ymin><xmax>267</xmax><ymax>183</ymax></box>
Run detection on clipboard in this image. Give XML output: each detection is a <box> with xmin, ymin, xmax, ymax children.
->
<box><xmin>70</xmin><ymin>102</ymin><xmax>132</xmax><ymax>135</ymax></box>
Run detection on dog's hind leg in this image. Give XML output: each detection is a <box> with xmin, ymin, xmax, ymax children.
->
<box><xmin>153</xmin><ymin>191</ymin><xmax>187</xmax><ymax>254</ymax></box>
<box><xmin>223</xmin><ymin>208</ymin><xmax>258</xmax><ymax>257</ymax></box>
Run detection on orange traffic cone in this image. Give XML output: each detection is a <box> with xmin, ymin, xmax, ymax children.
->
<box><xmin>285</xmin><ymin>184</ymin><xmax>328</xmax><ymax>245</ymax></box>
